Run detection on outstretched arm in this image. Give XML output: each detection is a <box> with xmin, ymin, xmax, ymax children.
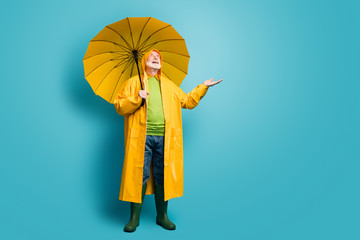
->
<box><xmin>178</xmin><ymin>78</ymin><xmax>223</xmax><ymax>109</ymax></box>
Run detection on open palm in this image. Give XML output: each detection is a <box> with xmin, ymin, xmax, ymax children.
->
<box><xmin>203</xmin><ymin>78</ymin><xmax>223</xmax><ymax>87</ymax></box>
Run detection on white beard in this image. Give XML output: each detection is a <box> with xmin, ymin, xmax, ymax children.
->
<box><xmin>146</xmin><ymin>61</ymin><xmax>161</xmax><ymax>70</ymax></box>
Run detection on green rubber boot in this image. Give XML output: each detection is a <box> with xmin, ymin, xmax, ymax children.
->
<box><xmin>154</xmin><ymin>184</ymin><xmax>176</xmax><ymax>230</ymax></box>
<box><xmin>123</xmin><ymin>184</ymin><xmax>147</xmax><ymax>232</ymax></box>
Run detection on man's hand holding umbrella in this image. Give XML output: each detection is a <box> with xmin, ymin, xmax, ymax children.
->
<box><xmin>139</xmin><ymin>90</ymin><xmax>149</xmax><ymax>100</ymax></box>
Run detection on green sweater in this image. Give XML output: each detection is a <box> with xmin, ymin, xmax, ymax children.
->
<box><xmin>146</xmin><ymin>76</ymin><xmax>165</xmax><ymax>136</ymax></box>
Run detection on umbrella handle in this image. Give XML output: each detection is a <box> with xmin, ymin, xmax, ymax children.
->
<box><xmin>133</xmin><ymin>50</ymin><xmax>146</xmax><ymax>108</ymax></box>
<box><xmin>133</xmin><ymin>50</ymin><xmax>145</xmax><ymax>107</ymax></box>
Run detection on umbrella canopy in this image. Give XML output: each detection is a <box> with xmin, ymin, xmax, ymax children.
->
<box><xmin>83</xmin><ymin>17</ymin><xmax>190</xmax><ymax>103</ymax></box>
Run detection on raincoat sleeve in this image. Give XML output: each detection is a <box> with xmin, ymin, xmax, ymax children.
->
<box><xmin>114</xmin><ymin>79</ymin><xmax>142</xmax><ymax>116</ymax></box>
<box><xmin>177</xmin><ymin>83</ymin><xmax>209</xmax><ymax>109</ymax></box>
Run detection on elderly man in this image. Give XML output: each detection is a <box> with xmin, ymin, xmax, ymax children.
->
<box><xmin>114</xmin><ymin>49</ymin><xmax>222</xmax><ymax>232</ymax></box>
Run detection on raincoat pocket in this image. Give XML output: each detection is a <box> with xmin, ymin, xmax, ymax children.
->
<box><xmin>169</xmin><ymin>128</ymin><xmax>183</xmax><ymax>167</ymax></box>
<box><xmin>170</xmin><ymin>128</ymin><xmax>182</xmax><ymax>150</ymax></box>
<box><xmin>129</xmin><ymin>128</ymin><xmax>144</xmax><ymax>168</ymax></box>
<box><xmin>129</xmin><ymin>128</ymin><xmax>140</xmax><ymax>151</ymax></box>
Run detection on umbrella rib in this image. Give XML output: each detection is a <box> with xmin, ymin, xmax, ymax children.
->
<box><xmin>138</xmin><ymin>52</ymin><xmax>145</xmax><ymax>61</ymax></box>
<box><xmin>90</xmin><ymin>39</ymin><xmax>130</xmax><ymax>52</ymax></box>
<box><xmin>85</xmin><ymin>56</ymin><xmax>130</xmax><ymax>78</ymax></box>
<box><xmin>127</xmin><ymin>17</ymin><xmax>135</xmax><ymax>49</ymax></box>
<box><xmin>135</xmin><ymin>17</ymin><xmax>151</xmax><ymax>50</ymax></box>
<box><xmin>105</xmin><ymin>26</ymin><xmax>133</xmax><ymax>50</ymax></box>
<box><xmin>109</xmin><ymin>58</ymin><xmax>135</xmax><ymax>100</ymax></box>
<box><xmin>141</xmin><ymin>39</ymin><xmax>185</xmax><ymax>53</ymax></box>
<box><xmin>138</xmin><ymin>25</ymin><xmax>171</xmax><ymax>50</ymax></box>
<box><xmin>83</xmin><ymin>51</ymin><xmax>130</xmax><ymax>60</ymax></box>
<box><xmin>111</xmin><ymin>53</ymin><xmax>133</xmax><ymax>60</ymax></box>
<box><xmin>112</xmin><ymin>55</ymin><xmax>133</xmax><ymax>61</ymax></box>
<box><xmin>162</xmin><ymin>60</ymin><xmax>188</xmax><ymax>75</ymax></box>
<box><xmin>94</xmin><ymin>58</ymin><xmax>132</xmax><ymax>92</ymax></box>
<box><xmin>157</xmin><ymin>50</ymin><xmax>190</xmax><ymax>58</ymax></box>
<box><xmin>129</xmin><ymin>59</ymin><xmax>135</xmax><ymax>78</ymax></box>
<box><xmin>162</xmin><ymin>71</ymin><xmax>182</xmax><ymax>87</ymax></box>
<box><xmin>161</xmin><ymin>71</ymin><xmax>171</xmax><ymax>82</ymax></box>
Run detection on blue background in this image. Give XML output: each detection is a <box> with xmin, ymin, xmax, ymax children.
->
<box><xmin>1</xmin><ymin>0</ymin><xmax>359</xmax><ymax>239</ymax></box>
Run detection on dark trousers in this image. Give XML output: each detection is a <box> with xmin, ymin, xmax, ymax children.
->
<box><xmin>142</xmin><ymin>135</ymin><xmax>164</xmax><ymax>185</ymax></box>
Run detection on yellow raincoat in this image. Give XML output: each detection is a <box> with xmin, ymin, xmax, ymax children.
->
<box><xmin>114</xmin><ymin>49</ymin><xmax>208</xmax><ymax>203</ymax></box>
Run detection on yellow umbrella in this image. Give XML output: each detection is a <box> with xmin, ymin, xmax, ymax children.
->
<box><xmin>83</xmin><ymin>17</ymin><xmax>190</xmax><ymax>103</ymax></box>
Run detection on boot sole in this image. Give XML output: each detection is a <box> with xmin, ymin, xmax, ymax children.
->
<box><xmin>123</xmin><ymin>223</ymin><xmax>139</xmax><ymax>232</ymax></box>
<box><xmin>156</xmin><ymin>221</ymin><xmax>176</xmax><ymax>230</ymax></box>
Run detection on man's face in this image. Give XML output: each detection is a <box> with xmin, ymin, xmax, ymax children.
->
<box><xmin>146</xmin><ymin>51</ymin><xmax>161</xmax><ymax>70</ymax></box>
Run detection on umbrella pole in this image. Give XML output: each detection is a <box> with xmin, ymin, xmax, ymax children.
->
<box><xmin>133</xmin><ymin>50</ymin><xmax>145</xmax><ymax>107</ymax></box>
